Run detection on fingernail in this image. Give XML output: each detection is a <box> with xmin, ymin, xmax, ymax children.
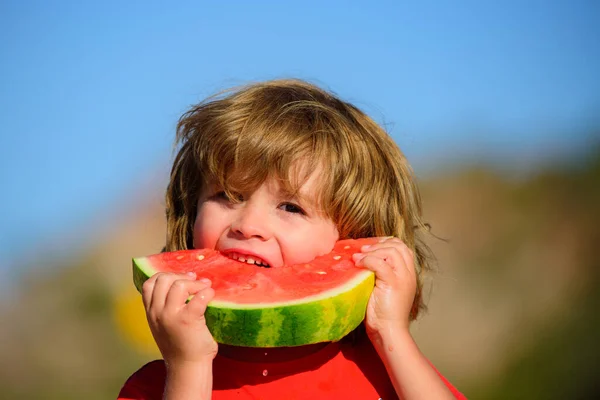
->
<box><xmin>352</xmin><ymin>253</ymin><xmax>365</xmax><ymax>261</ymax></box>
<box><xmin>361</xmin><ymin>245</ymin><xmax>371</xmax><ymax>250</ymax></box>
<box><xmin>186</xmin><ymin>272</ymin><xmax>196</xmax><ymax>278</ymax></box>
<box><xmin>199</xmin><ymin>278</ymin><xmax>211</xmax><ymax>284</ymax></box>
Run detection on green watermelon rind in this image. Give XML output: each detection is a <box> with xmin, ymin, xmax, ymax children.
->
<box><xmin>133</xmin><ymin>257</ymin><xmax>156</xmax><ymax>294</ymax></box>
<box><xmin>132</xmin><ymin>256</ymin><xmax>374</xmax><ymax>347</ymax></box>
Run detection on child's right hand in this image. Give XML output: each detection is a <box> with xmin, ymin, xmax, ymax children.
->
<box><xmin>142</xmin><ymin>272</ymin><xmax>218</xmax><ymax>367</ymax></box>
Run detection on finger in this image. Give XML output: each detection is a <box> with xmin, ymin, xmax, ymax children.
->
<box><xmin>142</xmin><ymin>273</ymin><xmax>160</xmax><ymax>312</ymax></box>
<box><xmin>386</xmin><ymin>240</ymin><xmax>415</xmax><ymax>275</ymax></box>
<box><xmin>370</xmin><ymin>236</ymin><xmax>406</xmax><ymax>247</ymax></box>
<box><xmin>150</xmin><ymin>272</ymin><xmax>193</xmax><ymax>312</ymax></box>
<box><xmin>358</xmin><ymin>245</ymin><xmax>404</xmax><ymax>272</ymax></box>
<box><xmin>164</xmin><ymin>278</ymin><xmax>212</xmax><ymax>311</ymax></box>
<box><xmin>361</xmin><ymin>237</ymin><xmax>415</xmax><ymax>273</ymax></box>
<box><xmin>374</xmin><ymin>236</ymin><xmax>399</xmax><ymax>244</ymax></box>
<box><xmin>353</xmin><ymin>255</ymin><xmax>397</xmax><ymax>286</ymax></box>
<box><xmin>185</xmin><ymin>286</ymin><xmax>215</xmax><ymax>317</ymax></box>
<box><xmin>395</xmin><ymin>243</ymin><xmax>415</xmax><ymax>276</ymax></box>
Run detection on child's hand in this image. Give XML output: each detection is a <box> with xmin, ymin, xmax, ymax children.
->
<box><xmin>352</xmin><ymin>237</ymin><xmax>416</xmax><ymax>337</ymax></box>
<box><xmin>142</xmin><ymin>272</ymin><xmax>218</xmax><ymax>367</ymax></box>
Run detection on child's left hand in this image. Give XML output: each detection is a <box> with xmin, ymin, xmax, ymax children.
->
<box><xmin>352</xmin><ymin>237</ymin><xmax>417</xmax><ymax>338</ymax></box>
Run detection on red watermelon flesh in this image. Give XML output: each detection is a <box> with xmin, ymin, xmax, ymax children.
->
<box><xmin>132</xmin><ymin>238</ymin><xmax>378</xmax><ymax>347</ymax></box>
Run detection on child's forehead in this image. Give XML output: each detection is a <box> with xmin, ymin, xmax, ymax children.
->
<box><xmin>207</xmin><ymin>162</ymin><xmax>326</xmax><ymax>199</ymax></box>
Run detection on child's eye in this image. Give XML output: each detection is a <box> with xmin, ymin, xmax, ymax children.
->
<box><xmin>279</xmin><ymin>202</ymin><xmax>306</xmax><ymax>215</ymax></box>
<box><xmin>214</xmin><ymin>191</ymin><xmax>228</xmax><ymax>200</ymax></box>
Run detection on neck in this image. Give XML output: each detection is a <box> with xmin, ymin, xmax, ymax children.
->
<box><xmin>218</xmin><ymin>342</ymin><xmax>330</xmax><ymax>363</ymax></box>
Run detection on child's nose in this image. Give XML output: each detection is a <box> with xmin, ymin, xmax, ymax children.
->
<box><xmin>230</xmin><ymin>205</ymin><xmax>272</xmax><ymax>240</ymax></box>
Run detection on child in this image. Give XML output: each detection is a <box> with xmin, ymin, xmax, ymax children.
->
<box><xmin>118</xmin><ymin>79</ymin><xmax>466</xmax><ymax>399</ymax></box>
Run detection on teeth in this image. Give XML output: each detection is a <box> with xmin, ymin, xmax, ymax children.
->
<box><xmin>226</xmin><ymin>252</ymin><xmax>269</xmax><ymax>267</ymax></box>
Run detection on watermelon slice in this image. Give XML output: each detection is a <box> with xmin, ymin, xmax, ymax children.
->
<box><xmin>132</xmin><ymin>238</ymin><xmax>376</xmax><ymax>347</ymax></box>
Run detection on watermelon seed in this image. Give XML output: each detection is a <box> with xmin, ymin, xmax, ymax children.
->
<box><xmin>176</xmin><ymin>255</ymin><xmax>184</xmax><ymax>260</ymax></box>
<box><xmin>344</xmin><ymin>245</ymin><xmax>351</xmax><ymax>249</ymax></box>
<box><xmin>316</xmin><ymin>271</ymin><xmax>327</xmax><ymax>275</ymax></box>
<box><xmin>333</xmin><ymin>255</ymin><xmax>341</xmax><ymax>260</ymax></box>
<box><xmin>197</xmin><ymin>254</ymin><xmax>205</xmax><ymax>261</ymax></box>
<box><xmin>262</xmin><ymin>369</ymin><xmax>268</xmax><ymax>376</ymax></box>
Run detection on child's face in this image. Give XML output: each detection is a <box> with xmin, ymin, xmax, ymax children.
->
<box><xmin>193</xmin><ymin>169</ymin><xmax>339</xmax><ymax>268</ymax></box>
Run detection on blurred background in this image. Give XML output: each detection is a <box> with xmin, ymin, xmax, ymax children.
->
<box><xmin>1</xmin><ymin>1</ymin><xmax>598</xmax><ymax>399</ymax></box>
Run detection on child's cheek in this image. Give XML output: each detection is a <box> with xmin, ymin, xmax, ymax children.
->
<box><xmin>193</xmin><ymin>206</ymin><xmax>222</xmax><ymax>250</ymax></box>
<box><xmin>284</xmin><ymin>231</ymin><xmax>338</xmax><ymax>266</ymax></box>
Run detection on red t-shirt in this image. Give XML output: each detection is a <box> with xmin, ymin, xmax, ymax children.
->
<box><xmin>119</xmin><ymin>337</ymin><xmax>466</xmax><ymax>399</ymax></box>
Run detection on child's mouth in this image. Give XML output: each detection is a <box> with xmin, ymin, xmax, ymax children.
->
<box><xmin>226</xmin><ymin>252</ymin><xmax>271</xmax><ymax>268</ymax></box>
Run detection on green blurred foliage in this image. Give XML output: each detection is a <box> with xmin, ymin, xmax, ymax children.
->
<box><xmin>0</xmin><ymin>253</ymin><xmax>153</xmax><ymax>399</ymax></box>
<box><xmin>465</xmin><ymin>150</ymin><xmax>600</xmax><ymax>399</ymax></box>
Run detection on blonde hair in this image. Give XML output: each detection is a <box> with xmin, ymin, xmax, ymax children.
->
<box><xmin>166</xmin><ymin>79</ymin><xmax>432</xmax><ymax>320</ymax></box>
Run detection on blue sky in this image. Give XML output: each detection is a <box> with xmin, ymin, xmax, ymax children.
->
<box><xmin>1</xmin><ymin>0</ymin><xmax>599</xmax><ymax>277</ymax></box>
